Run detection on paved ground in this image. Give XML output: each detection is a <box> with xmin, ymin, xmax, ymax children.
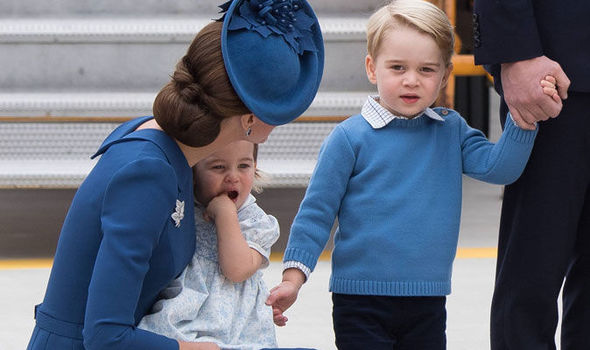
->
<box><xmin>4</xmin><ymin>92</ymin><xmax>557</xmax><ymax>349</ymax></box>
<box><xmin>1</xmin><ymin>177</ymin><xmax>506</xmax><ymax>350</ymax></box>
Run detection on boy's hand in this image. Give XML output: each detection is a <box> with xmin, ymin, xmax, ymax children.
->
<box><xmin>501</xmin><ymin>56</ymin><xmax>569</xmax><ymax>130</ymax></box>
<box><xmin>541</xmin><ymin>75</ymin><xmax>561</xmax><ymax>104</ymax></box>
<box><xmin>265</xmin><ymin>268</ymin><xmax>306</xmax><ymax>326</ymax></box>
<box><xmin>266</xmin><ymin>281</ymin><xmax>300</xmax><ymax>326</ymax></box>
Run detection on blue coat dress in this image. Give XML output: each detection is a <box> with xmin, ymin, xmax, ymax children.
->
<box><xmin>27</xmin><ymin>116</ymin><xmax>195</xmax><ymax>350</ymax></box>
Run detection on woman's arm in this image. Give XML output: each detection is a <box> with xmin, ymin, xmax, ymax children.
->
<box><xmin>205</xmin><ymin>194</ymin><xmax>263</xmax><ymax>283</ymax></box>
<box><xmin>83</xmin><ymin>158</ymin><xmax>180</xmax><ymax>350</ymax></box>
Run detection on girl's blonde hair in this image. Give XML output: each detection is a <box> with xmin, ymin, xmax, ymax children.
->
<box><xmin>367</xmin><ymin>0</ymin><xmax>455</xmax><ymax>66</ymax></box>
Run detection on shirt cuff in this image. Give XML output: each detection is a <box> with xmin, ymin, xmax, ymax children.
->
<box><xmin>283</xmin><ymin>260</ymin><xmax>311</xmax><ymax>281</ymax></box>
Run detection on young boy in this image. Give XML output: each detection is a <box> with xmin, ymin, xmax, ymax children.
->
<box><xmin>265</xmin><ymin>0</ymin><xmax>560</xmax><ymax>349</ymax></box>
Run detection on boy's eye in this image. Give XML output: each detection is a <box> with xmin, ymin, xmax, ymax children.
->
<box><xmin>391</xmin><ymin>65</ymin><xmax>404</xmax><ymax>71</ymax></box>
<box><xmin>421</xmin><ymin>67</ymin><xmax>436</xmax><ymax>72</ymax></box>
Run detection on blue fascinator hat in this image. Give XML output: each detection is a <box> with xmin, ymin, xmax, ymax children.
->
<box><xmin>219</xmin><ymin>0</ymin><xmax>324</xmax><ymax>125</ymax></box>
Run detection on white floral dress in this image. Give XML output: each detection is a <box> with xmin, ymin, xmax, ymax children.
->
<box><xmin>138</xmin><ymin>194</ymin><xmax>280</xmax><ymax>350</ymax></box>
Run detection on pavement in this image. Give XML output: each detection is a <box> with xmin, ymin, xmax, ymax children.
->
<box><xmin>1</xmin><ymin>177</ymin><xmax>505</xmax><ymax>350</ymax></box>
<box><xmin>2</xmin><ymin>92</ymin><xmax>551</xmax><ymax>350</ymax></box>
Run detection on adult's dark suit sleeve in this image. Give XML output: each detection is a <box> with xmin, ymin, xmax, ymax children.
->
<box><xmin>473</xmin><ymin>0</ymin><xmax>543</xmax><ymax>66</ymax></box>
<box><xmin>473</xmin><ymin>0</ymin><xmax>590</xmax><ymax>92</ymax></box>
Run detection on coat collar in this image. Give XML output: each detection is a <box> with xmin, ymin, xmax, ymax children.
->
<box><xmin>92</xmin><ymin>116</ymin><xmax>191</xmax><ymax>188</ymax></box>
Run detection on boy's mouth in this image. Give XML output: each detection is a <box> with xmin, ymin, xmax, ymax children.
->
<box><xmin>401</xmin><ymin>95</ymin><xmax>419</xmax><ymax>104</ymax></box>
<box><xmin>227</xmin><ymin>191</ymin><xmax>239</xmax><ymax>200</ymax></box>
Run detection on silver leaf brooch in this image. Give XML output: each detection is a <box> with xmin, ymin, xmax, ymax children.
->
<box><xmin>171</xmin><ymin>200</ymin><xmax>185</xmax><ymax>228</ymax></box>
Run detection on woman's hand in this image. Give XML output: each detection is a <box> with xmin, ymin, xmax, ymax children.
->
<box><xmin>178</xmin><ymin>341</ymin><xmax>221</xmax><ymax>350</ymax></box>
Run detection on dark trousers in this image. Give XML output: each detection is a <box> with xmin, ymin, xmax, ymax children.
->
<box><xmin>332</xmin><ymin>293</ymin><xmax>446</xmax><ymax>350</ymax></box>
<box><xmin>492</xmin><ymin>92</ymin><xmax>590</xmax><ymax>350</ymax></box>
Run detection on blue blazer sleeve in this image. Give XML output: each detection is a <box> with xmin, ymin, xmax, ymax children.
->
<box><xmin>83</xmin><ymin>158</ymin><xmax>179</xmax><ymax>350</ymax></box>
<box><xmin>461</xmin><ymin>115</ymin><xmax>537</xmax><ymax>185</ymax></box>
<box><xmin>473</xmin><ymin>0</ymin><xmax>543</xmax><ymax>66</ymax></box>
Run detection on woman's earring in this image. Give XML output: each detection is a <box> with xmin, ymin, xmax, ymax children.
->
<box><xmin>246</xmin><ymin>127</ymin><xmax>252</xmax><ymax>136</ymax></box>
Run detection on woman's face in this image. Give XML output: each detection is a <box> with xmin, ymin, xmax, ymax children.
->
<box><xmin>248</xmin><ymin>116</ymin><xmax>276</xmax><ymax>144</ymax></box>
<box><xmin>193</xmin><ymin>140</ymin><xmax>256</xmax><ymax>209</ymax></box>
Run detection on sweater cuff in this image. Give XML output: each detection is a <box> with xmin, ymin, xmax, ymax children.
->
<box><xmin>504</xmin><ymin>112</ymin><xmax>538</xmax><ymax>143</ymax></box>
<box><xmin>283</xmin><ymin>261</ymin><xmax>311</xmax><ymax>281</ymax></box>
<box><xmin>283</xmin><ymin>247</ymin><xmax>320</xmax><ymax>272</ymax></box>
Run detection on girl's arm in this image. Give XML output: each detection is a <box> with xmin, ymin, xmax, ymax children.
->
<box><xmin>205</xmin><ymin>194</ymin><xmax>263</xmax><ymax>283</ymax></box>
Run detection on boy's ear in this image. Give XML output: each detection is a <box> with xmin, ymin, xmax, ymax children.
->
<box><xmin>365</xmin><ymin>54</ymin><xmax>377</xmax><ymax>85</ymax></box>
<box><xmin>441</xmin><ymin>63</ymin><xmax>454</xmax><ymax>87</ymax></box>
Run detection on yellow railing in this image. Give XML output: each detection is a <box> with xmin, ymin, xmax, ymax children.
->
<box><xmin>429</xmin><ymin>0</ymin><xmax>490</xmax><ymax>109</ymax></box>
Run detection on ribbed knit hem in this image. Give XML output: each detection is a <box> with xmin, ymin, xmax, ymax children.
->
<box><xmin>504</xmin><ymin>114</ymin><xmax>538</xmax><ymax>143</ymax></box>
<box><xmin>330</xmin><ymin>277</ymin><xmax>451</xmax><ymax>296</ymax></box>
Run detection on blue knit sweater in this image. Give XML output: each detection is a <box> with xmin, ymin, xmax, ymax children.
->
<box><xmin>283</xmin><ymin>108</ymin><xmax>537</xmax><ymax>296</ymax></box>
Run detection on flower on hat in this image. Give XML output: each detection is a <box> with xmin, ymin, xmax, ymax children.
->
<box><xmin>219</xmin><ymin>0</ymin><xmax>319</xmax><ymax>55</ymax></box>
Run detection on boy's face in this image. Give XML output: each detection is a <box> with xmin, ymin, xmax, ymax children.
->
<box><xmin>365</xmin><ymin>25</ymin><xmax>452</xmax><ymax>118</ymax></box>
<box><xmin>193</xmin><ymin>140</ymin><xmax>256</xmax><ymax>209</ymax></box>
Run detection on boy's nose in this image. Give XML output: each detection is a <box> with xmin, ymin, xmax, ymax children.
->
<box><xmin>403</xmin><ymin>72</ymin><xmax>419</xmax><ymax>86</ymax></box>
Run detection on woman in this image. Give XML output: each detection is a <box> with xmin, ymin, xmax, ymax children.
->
<box><xmin>26</xmin><ymin>1</ymin><xmax>323</xmax><ymax>349</ymax></box>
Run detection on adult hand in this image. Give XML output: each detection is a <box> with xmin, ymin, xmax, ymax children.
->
<box><xmin>178</xmin><ymin>341</ymin><xmax>221</xmax><ymax>350</ymax></box>
<box><xmin>500</xmin><ymin>55</ymin><xmax>570</xmax><ymax>130</ymax></box>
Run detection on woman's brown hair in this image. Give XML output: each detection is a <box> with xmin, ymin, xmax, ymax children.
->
<box><xmin>153</xmin><ymin>21</ymin><xmax>250</xmax><ymax>147</ymax></box>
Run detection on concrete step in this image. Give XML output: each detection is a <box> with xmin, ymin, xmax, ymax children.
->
<box><xmin>0</xmin><ymin>117</ymin><xmax>343</xmax><ymax>188</ymax></box>
<box><xmin>1</xmin><ymin>0</ymin><xmax>384</xmax><ymax>18</ymax></box>
<box><xmin>0</xmin><ymin>91</ymin><xmax>370</xmax><ymax>117</ymax></box>
<box><xmin>0</xmin><ymin>17</ymin><xmax>372</xmax><ymax>92</ymax></box>
<box><xmin>0</xmin><ymin>90</ymin><xmax>370</xmax><ymax>188</ymax></box>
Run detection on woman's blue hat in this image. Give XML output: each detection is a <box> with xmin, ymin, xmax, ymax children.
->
<box><xmin>219</xmin><ymin>0</ymin><xmax>324</xmax><ymax>125</ymax></box>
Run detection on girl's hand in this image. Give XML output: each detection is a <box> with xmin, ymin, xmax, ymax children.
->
<box><xmin>541</xmin><ymin>75</ymin><xmax>561</xmax><ymax>104</ymax></box>
<box><xmin>178</xmin><ymin>341</ymin><xmax>220</xmax><ymax>350</ymax></box>
<box><xmin>203</xmin><ymin>193</ymin><xmax>237</xmax><ymax>222</ymax></box>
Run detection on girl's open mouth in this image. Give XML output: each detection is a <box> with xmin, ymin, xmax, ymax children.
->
<box><xmin>227</xmin><ymin>191</ymin><xmax>239</xmax><ymax>200</ymax></box>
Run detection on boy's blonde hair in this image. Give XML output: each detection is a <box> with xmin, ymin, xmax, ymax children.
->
<box><xmin>367</xmin><ymin>0</ymin><xmax>455</xmax><ymax>66</ymax></box>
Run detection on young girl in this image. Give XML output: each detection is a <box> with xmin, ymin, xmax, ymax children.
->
<box><xmin>266</xmin><ymin>0</ymin><xmax>560</xmax><ymax>349</ymax></box>
<box><xmin>139</xmin><ymin>140</ymin><xmax>280</xmax><ymax>350</ymax></box>
<box><xmin>26</xmin><ymin>0</ymin><xmax>323</xmax><ymax>349</ymax></box>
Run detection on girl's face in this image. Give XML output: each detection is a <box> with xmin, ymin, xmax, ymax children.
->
<box><xmin>365</xmin><ymin>25</ymin><xmax>452</xmax><ymax>118</ymax></box>
<box><xmin>193</xmin><ymin>140</ymin><xmax>256</xmax><ymax>209</ymax></box>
